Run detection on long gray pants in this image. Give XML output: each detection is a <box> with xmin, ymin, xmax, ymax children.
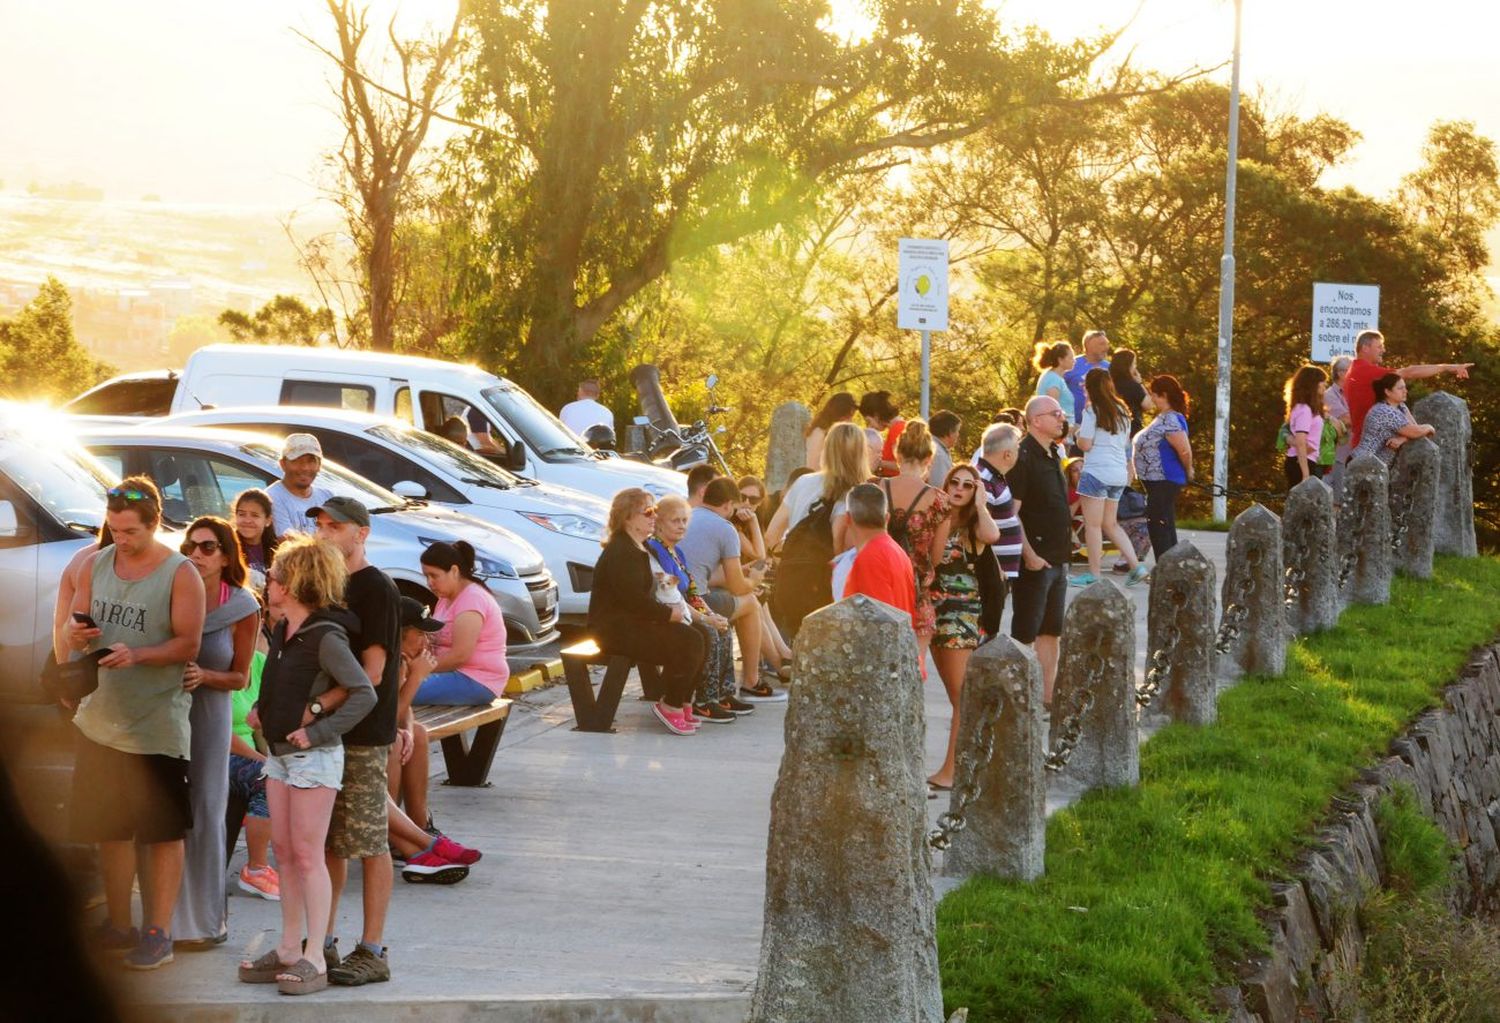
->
<box><xmin>172</xmin><ymin>686</ymin><xmax>231</xmax><ymax>941</ymax></box>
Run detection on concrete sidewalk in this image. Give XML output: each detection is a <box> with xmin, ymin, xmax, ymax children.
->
<box><xmin>126</xmin><ymin>531</ymin><xmax>1228</xmax><ymax>1022</ymax></box>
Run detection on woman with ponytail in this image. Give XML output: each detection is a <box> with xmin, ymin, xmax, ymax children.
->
<box><xmin>1032</xmin><ymin>341</ymin><xmax>1077</xmax><ymax>422</ymax></box>
<box><xmin>412</xmin><ymin>541</ymin><xmax>509</xmax><ymax>705</ymax></box>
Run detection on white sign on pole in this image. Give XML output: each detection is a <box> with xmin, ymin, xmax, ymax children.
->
<box><xmin>1311</xmin><ymin>282</ymin><xmax>1378</xmax><ymax>363</ymax></box>
<box><xmin>897</xmin><ymin>238</ymin><xmax>949</xmax><ymax>332</ymax></box>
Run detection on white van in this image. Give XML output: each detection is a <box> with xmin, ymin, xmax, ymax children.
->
<box><xmin>67</xmin><ymin>344</ymin><xmax>686</xmax><ymax>500</ymax></box>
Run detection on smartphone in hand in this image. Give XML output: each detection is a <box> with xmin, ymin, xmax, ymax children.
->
<box><xmin>72</xmin><ymin>612</ymin><xmax>99</xmax><ymax>629</ymax></box>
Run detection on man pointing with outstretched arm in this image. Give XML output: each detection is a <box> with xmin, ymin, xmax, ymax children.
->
<box><xmin>1344</xmin><ymin>330</ymin><xmax>1471</xmax><ymax>450</ymax></box>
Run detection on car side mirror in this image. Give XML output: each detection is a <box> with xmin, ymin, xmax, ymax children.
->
<box><xmin>507</xmin><ymin>440</ymin><xmax>526</xmax><ymax>470</ymax></box>
<box><xmin>391</xmin><ymin>480</ymin><xmax>428</xmax><ymax>499</ymax></box>
<box><xmin>0</xmin><ymin>500</ymin><xmax>32</xmax><ymax>541</ymax></box>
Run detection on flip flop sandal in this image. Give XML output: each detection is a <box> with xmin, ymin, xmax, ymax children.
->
<box><xmin>276</xmin><ymin>958</ymin><xmax>328</xmax><ymax>996</ymax></box>
<box><xmin>239</xmin><ymin>950</ymin><xmax>290</xmax><ymax>984</ymax></box>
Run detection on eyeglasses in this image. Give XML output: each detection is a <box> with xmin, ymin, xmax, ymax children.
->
<box><xmin>107</xmin><ymin>487</ymin><xmax>150</xmax><ymax>502</ymax></box>
<box><xmin>180</xmin><ymin>539</ymin><xmax>222</xmax><ymax>555</ymax></box>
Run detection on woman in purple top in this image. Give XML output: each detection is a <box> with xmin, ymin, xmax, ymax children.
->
<box><xmin>1283</xmin><ymin>364</ymin><xmax>1327</xmax><ymax>487</ymax></box>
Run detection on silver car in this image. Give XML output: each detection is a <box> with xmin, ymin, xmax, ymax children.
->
<box><xmin>76</xmin><ymin>424</ymin><xmax>561</xmax><ymax>649</ymax></box>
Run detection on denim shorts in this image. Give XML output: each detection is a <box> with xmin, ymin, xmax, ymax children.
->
<box><xmin>263</xmin><ymin>745</ymin><xmax>345</xmax><ymax>790</ymax></box>
<box><xmin>1077</xmin><ymin>471</ymin><xmax>1126</xmax><ymax>501</ymax></box>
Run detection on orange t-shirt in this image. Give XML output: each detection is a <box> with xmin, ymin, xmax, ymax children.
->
<box><xmin>877</xmin><ymin>418</ymin><xmax>907</xmax><ymax>477</ymax></box>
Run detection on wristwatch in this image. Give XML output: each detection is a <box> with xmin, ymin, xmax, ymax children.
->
<box><xmin>309</xmin><ymin>699</ymin><xmax>325</xmax><ymax>718</ymax></box>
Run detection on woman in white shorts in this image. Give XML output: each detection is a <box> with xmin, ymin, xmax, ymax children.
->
<box><xmin>237</xmin><ymin>536</ymin><xmax>375</xmax><ymax>996</ymax></box>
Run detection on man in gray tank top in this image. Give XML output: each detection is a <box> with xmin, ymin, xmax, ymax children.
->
<box><xmin>64</xmin><ymin>476</ymin><xmax>205</xmax><ymax>971</ymax></box>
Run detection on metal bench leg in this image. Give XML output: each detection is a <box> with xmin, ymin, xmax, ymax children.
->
<box><xmin>591</xmin><ymin>658</ymin><xmax>633</xmax><ymax>731</ymax></box>
<box><xmin>440</xmin><ymin>717</ymin><xmax>508</xmax><ymax>787</ymax></box>
<box><xmin>565</xmin><ymin>658</ymin><xmax>605</xmax><ymax>731</ymax></box>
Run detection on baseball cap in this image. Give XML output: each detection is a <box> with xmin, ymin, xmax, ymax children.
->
<box><xmin>304</xmin><ymin>495</ymin><xmax>371</xmax><ymax>528</ymax></box>
<box><xmin>282</xmin><ymin>433</ymin><xmax>323</xmax><ymax>461</ymax></box>
<box><xmin>399</xmin><ymin>596</ymin><xmax>444</xmax><ymax>633</ymax></box>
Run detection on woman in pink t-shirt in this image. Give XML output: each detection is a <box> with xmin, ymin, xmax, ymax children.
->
<box><xmin>1283</xmin><ymin>364</ymin><xmax>1327</xmax><ymax>488</ymax></box>
<box><xmin>413</xmin><ymin>541</ymin><xmax>509</xmax><ymax>705</ymax></box>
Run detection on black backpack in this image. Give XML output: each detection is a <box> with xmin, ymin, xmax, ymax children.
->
<box><xmin>771</xmin><ymin>497</ymin><xmax>836</xmax><ymax>638</ymax></box>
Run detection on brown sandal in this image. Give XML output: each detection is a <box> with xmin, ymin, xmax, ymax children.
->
<box><xmin>238</xmin><ymin>950</ymin><xmax>287</xmax><ymax>984</ymax></box>
<box><xmin>276</xmin><ymin>958</ymin><xmax>328</xmax><ymax>996</ymax></box>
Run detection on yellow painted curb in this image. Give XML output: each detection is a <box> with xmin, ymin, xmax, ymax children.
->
<box><xmin>504</xmin><ymin>667</ymin><xmax>546</xmax><ymax>695</ymax></box>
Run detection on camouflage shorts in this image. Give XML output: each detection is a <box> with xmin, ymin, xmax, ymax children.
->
<box><xmin>327</xmin><ymin>744</ymin><xmax>390</xmax><ymax>859</ymax></box>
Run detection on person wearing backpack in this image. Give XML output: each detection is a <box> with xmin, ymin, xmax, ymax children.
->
<box><xmin>871</xmin><ymin>419</ymin><xmax>951</xmax><ymax>648</ymax></box>
<box><xmin>765</xmin><ymin>422</ymin><xmax>869</xmax><ymax>641</ymax></box>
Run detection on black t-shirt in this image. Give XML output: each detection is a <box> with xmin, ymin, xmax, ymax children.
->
<box><xmin>1116</xmin><ymin>377</ymin><xmax>1147</xmax><ymax>437</ymax></box>
<box><xmin>1007</xmin><ymin>434</ymin><xmax>1072</xmax><ymax>566</ymax></box>
<box><xmin>341</xmin><ymin>564</ymin><xmax>401</xmax><ymax>747</ymax></box>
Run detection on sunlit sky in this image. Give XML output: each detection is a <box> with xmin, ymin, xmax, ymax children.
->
<box><xmin>0</xmin><ymin>0</ymin><xmax>1497</xmax><ymax>210</ymax></box>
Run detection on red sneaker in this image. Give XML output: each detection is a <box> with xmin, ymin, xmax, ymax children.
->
<box><xmin>432</xmin><ymin>835</ymin><xmax>482</xmax><ymax>865</ymax></box>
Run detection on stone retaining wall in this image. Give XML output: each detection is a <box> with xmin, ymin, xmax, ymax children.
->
<box><xmin>1225</xmin><ymin>641</ymin><xmax>1500</xmax><ymax>1023</ymax></box>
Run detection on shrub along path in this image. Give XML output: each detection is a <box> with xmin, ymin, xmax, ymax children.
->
<box><xmin>938</xmin><ymin>555</ymin><xmax>1500</xmax><ymax>1022</ymax></box>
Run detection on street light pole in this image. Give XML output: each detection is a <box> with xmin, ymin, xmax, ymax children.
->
<box><xmin>1212</xmin><ymin>0</ymin><xmax>1243</xmax><ymax>522</ymax></box>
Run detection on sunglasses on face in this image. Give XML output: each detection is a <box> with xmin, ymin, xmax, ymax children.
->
<box><xmin>639</xmin><ymin>506</ymin><xmax>658</xmax><ymax>518</ymax></box>
<box><xmin>180</xmin><ymin>539</ymin><xmax>222</xmax><ymax>555</ymax></box>
<box><xmin>948</xmin><ymin>479</ymin><xmax>977</xmax><ymax>491</ymax></box>
<box><xmin>742</xmin><ymin>493</ymin><xmax>763</xmax><ymax>505</ymax></box>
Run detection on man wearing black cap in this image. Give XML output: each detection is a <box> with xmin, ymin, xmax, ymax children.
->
<box><xmin>307</xmin><ymin>496</ymin><xmax>400</xmax><ymax>985</ymax></box>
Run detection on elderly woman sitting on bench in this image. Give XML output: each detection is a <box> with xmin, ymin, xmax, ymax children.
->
<box><xmin>589</xmin><ymin>488</ymin><xmax>707</xmax><ymax>736</ymax></box>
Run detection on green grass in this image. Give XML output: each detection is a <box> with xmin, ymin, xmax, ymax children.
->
<box><xmin>938</xmin><ymin>556</ymin><xmax>1500</xmax><ymax>1022</ymax></box>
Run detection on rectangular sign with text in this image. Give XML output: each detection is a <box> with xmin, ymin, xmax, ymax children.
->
<box><xmin>1311</xmin><ymin>282</ymin><xmax>1378</xmax><ymax>362</ymax></box>
<box><xmin>897</xmin><ymin>238</ymin><xmax>949</xmax><ymax>332</ymax></box>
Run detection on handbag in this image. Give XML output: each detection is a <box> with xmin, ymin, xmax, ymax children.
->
<box><xmin>41</xmin><ymin>649</ymin><xmax>108</xmax><ymax>703</ymax></box>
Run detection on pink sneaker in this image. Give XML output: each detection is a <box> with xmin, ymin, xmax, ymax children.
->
<box><xmin>681</xmin><ymin>703</ymin><xmax>699</xmax><ymax>726</ymax></box>
<box><xmin>652</xmin><ymin>702</ymin><xmax>696</xmax><ymax>735</ymax></box>
<box><xmin>432</xmin><ymin>835</ymin><xmax>482</xmax><ymax>865</ymax></box>
<box><xmin>237</xmin><ymin>864</ymin><xmax>281</xmax><ymax>901</ymax></box>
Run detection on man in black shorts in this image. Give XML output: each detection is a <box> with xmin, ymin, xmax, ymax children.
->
<box><xmin>1007</xmin><ymin>396</ymin><xmax>1073</xmax><ymax>705</ymax></box>
<box><xmin>309</xmin><ymin>497</ymin><xmax>401</xmax><ymax>985</ymax></box>
<box><xmin>63</xmin><ymin>477</ymin><xmax>206</xmax><ymax>969</ymax></box>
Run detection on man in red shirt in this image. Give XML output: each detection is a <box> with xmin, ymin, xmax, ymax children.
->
<box><xmin>834</xmin><ymin>483</ymin><xmax>918</xmax><ymax>630</ymax></box>
<box><xmin>1344</xmin><ymin>330</ymin><xmax>1471</xmax><ymax>450</ymax></box>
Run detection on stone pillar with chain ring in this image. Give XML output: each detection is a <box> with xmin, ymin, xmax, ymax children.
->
<box><xmin>1141</xmin><ymin>541</ymin><xmax>1218</xmax><ymax>725</ymax></box>
<box><xmin>1281</xmin><ymin>476</ymin><xmax>1339</xmax><ymax>634</ymax></box>
<box><xmin>1217</xmin><ymin>503</ymin><xmax>1287</xmax><ymax>679</ymax></box>
<box><xmin>748</xmin><ymin>595</ymin><xmax>942</xmax><ymax>1023</ymax></box>
<box><xmin>1388</xmin><ymin>436</ymin><xmax>1440</xmax><ymax>580</ymax></box>
<box><xmin>1046</xmin><ymin>580</ymin><xmax>1138</xmax><ymax>791</ymax></box>
<box><xmin>763</xmin><ymin>401</ymin><xmax>811</xmax><ymax>494</ymax></box>
<box><xmin>940</xmin><ymin>637</ymin><xmax>1046</xmax><ymax>881</ymax></box>
<box><xmin>1337</xmin><ymin>456</ymin><xmax>1392</xmax><ymax>606</ymax></box>
<box><xmin>1411</xmin><ymin>390</ymin><xmax>1477</xmax><ymax>557</ymax></box>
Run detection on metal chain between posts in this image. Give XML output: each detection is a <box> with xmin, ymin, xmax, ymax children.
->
<box><xmin>1137</xmin><ymin>585</ymin><xmax>1186</xmax><ymax>708</ymax></box>
<box><xmin>929</xmin><ymin>701</ymin><xmax>1001</xmax><ymax>851</ymax></box>
<box><xmin>1215</xmin><ymin>545</ymin><xmax>1261</xmax><ymax>655</ymax></box>
<box><xmin>1044</xmin><ymin>654</ymin><xmax>1105</xmax><ymax>773</ymax></box>
<box><xmin>1336</xmin><ymin>492</ymin><xmax>1369</xmax><ymax>590</ymax></box>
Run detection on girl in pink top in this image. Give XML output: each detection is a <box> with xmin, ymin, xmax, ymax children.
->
<box><xmin>413</xmin><ymin>541</ymin><xmax>509</xmax><ymax>704</ymax></box>
<box><xmin>1283</xmin><ymin>364</ymin><xmax>1328</xmax><ymax>488</ymax></box>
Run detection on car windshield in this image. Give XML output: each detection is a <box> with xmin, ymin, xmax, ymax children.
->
<box><xmin>0</xmin><ymin>435</ymin><xmax>114</xmax><ymax>533</ymax></box>
<box><xmin>240</xmin><ymin>442</ymin><xmax>405</xmax><ymax>511</ymax></box>
<box><xmin>481</xmin><ymin>383</ymin><xmax>591</xmax><ymax>459</ymax></box>
<box><xmin>368</xmin><ymin>424</ymin><xmax>522</xmax><ymax>488</ymax></box>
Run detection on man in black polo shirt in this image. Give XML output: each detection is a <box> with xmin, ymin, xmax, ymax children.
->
<box><xmin>1007</xmin><ymin>395</ymin><xmax>1072</xmax><ymax>704</ymax></box>
<box><xmin>308</xmin><ymin>497</ymin><xmax>401</xmax><ymax>986</ymax></box>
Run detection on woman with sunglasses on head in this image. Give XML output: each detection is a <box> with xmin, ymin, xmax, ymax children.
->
<box><xmin>172</xmin><ymin>517</ymin><xmax>261</xmax><ymax>945</ymax></box>
<box><xmin>927</xmin><ymin>464</ymin><xmax>1002</xmax><ymax>791</ymax></box>
<box><xmin>590</xmin><ymin>488</ymin><xmax>707</xmax><ymax>735</ymax></box>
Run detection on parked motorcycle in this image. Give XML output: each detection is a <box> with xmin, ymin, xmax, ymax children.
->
<box><xmin>622</xmin><ymin>364</ymin><xmax>733</xmax><ymax>475</ymax></box>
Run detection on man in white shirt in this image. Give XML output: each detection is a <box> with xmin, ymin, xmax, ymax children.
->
<box><xmin>559</xmin><ymin>380</ymin><xmax>613</xmax><ymax>437</ymax></box>
<box><xmin>267</xmin><ymin>432</ymin><xmax>334</xmax><ymax>536</ymax></box>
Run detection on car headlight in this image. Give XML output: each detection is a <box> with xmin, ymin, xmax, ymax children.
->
<box><xmin>519</xmin><ymin>512</ymin><xmax>605</xmax><ymax>542</ymax></box>
<box><xmin>417</xmin><ymin>536</ymin><xmax>519</xmax><ymax>580</ymax></box>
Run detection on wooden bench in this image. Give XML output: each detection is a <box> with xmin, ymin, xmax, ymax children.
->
<box><xmin>561</xmin><ymin>639</ymin><xmax>661</xmax><ymax>732</ymax></box>
<box><xmin>414</xmin><ymin>698</ymin><xmax>512</xmax><ymax>787</ymax></box>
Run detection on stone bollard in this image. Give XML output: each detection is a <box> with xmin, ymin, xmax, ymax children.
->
<box><xmin>1281</xmin><ymin>477</ymin><xmax>1339</xmax><ymax>634</ymax></box>
<box><xmin>942</xmin><ymin>638</ymin><xmax>1046</xmax><ymax>881</ymax></box>
<box><xmin>1141</xmin><ymin>541</ymin><xmax>1218</xmax><ymax>725</ymax></box>
<box><xmin>1388</xmin><ymin>437</ymin><xmax>1441</xmax><ymax>580</ymax></box>
<box><xmin>1336</xmin><ymin>456</ymin><xmax>1392</xmax><ymax>606</ymax></box>
<box><xmin>1047</xmin><ymin>581</ymin><xmax>1137</xmax><ymax>791</ymax></box>
<box><xmin>748</xmin><ymin>595</ymin><xmax>941</xmax><ymax>1023</ymax></box>
<box><xmin>763</xmin><ymin>401</ymin><xmax>812</xmax><ymax>494</ymax></box>
<box><xmin>1217</xmin><ymin>504</ymin><xmax>1287</xmax><ymax>679</ymax></box>
<box><xmin>1411</xmin><ymin>390</ymin><xmax>1478</xmax><ymax>557</ymax></box>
